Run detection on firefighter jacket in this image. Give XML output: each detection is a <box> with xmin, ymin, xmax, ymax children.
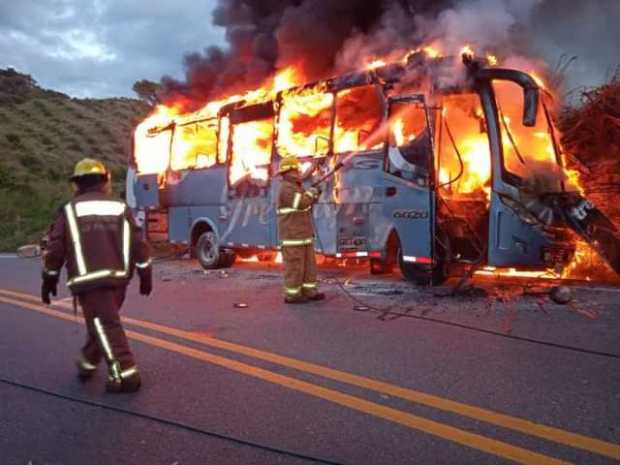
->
<box><xmin>43</xmin><ymin>188</ymin><xmax>151</xmax><ymax>294</ymax></box>
<box><xmin>277</xmin><ymin>177</ymin><xmax>319</xmax><ymax>246</ymax></box>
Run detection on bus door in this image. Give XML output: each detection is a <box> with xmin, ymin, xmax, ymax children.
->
<box><xmin>479</xmin><ymin>73</ymin><xmax>563</xmax><ymax>267</ymax></box>
<box><xmin>382</xmin><ymin>95</ymin><xmax>435</xmax><ymax>265</ymax></box>
<box><xmin>221</xmin><ymin>102</ymin><xmax>275</xmax><ymax>248</ymax></box>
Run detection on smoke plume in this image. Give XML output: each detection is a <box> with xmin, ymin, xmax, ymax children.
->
<box><xmin>160</xmin><ymin>0</ymin><xmax>618</xmax><ymax>108</ymax></box>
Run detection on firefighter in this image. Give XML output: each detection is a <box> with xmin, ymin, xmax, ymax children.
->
<box><xmin>277</xmin><ymin>156</ymin><xmax>325</xmax><ymax>304</ymax></box>
<box><xmin>41</xmin><ymin>158</ymin><xmax>152</xmax><ymax>393</ymax></box>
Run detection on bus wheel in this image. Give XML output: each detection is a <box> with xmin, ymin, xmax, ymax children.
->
<box><xmin>196</xmin><ymin>231</ymin><xmax>221</xmax><ymax>270</ymax></box>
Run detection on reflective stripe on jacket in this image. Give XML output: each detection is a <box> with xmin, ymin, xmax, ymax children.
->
<box><xmin>276</xmin><ymin>177</ymin><xmax>318</xmax><ymax>244</ymax></box>
<box><xmin>44</xmin><ymin>190</ymin><xmax>151</xmax><ymax>294</ymax></box>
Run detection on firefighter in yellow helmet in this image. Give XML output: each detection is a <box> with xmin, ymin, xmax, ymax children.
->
<box><xmin>41</xmin><ymin>158</ymin><xmax>152</xmax><ymax>393</ymax></box>
<box><xmin>276</xmin><ymin>156</ymin><xmax>325</xmax><ymax>304</ymax></box>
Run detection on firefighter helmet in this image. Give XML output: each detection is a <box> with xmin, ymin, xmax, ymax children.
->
<box><xmin>278</xmin><ymin>156</ymin><xmax>300</xmax><ymax>175</ymax></box>
<box><xmin>71</xmin><ymin>158</ymin><xmax>108</xmax><ymax>180</ymax></box>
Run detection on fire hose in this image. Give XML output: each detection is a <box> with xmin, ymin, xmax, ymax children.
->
<box><xmin>311</xmin><ymin>160</ymin><xmax>345</xmax><ymax>188</ymax></box>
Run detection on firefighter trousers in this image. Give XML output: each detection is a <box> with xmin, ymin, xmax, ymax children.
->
<box><xmin>78</xmin><ymin>287</ymin><xmax>136</xmax><ymax>375</ymax></box>
<box><xmin>282</xmin><ymin>243</ymin><xmax>319</xmax><ymax>298</ymax></box>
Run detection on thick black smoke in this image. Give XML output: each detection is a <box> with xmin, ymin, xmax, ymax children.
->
<box><xmin>160</xmin><ymin>0</ymin><xmax>619</xmax><ymax>108</ymax></box>
<box><xmin>160</xmin><ymin>0</ymin><xmax>455</xmax><ymax>107</ymax></box>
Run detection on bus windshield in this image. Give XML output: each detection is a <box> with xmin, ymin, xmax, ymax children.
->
<box><xmin>493</xmin><ymin>81</ymin><xmax>564</xmax><ymax>193</ymax></box>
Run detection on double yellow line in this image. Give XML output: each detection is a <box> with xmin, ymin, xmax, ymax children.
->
<box><xmin>1</xmin><ymin>288</ymin><xmax>618</xmax><ymax>464</ymax></box>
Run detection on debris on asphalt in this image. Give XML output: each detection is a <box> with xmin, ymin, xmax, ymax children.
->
<box><xmin>234</xmin><ymin>302</ymin><xmax>249</xmax><ymax>309</ymax></box>
<box><xmin>550</xmin><ymin>285</ymin><xmax>573</xmax><ymax>305</ymax></box>
<box><xmin>258</xmin><ymin>273</ymin><xmax>279</xmax><ymax>280</ymax></box>
<box><xmin>567</xmin><ymin>302</ymin><xmax>600</xmax><ymax>320</ymax></box>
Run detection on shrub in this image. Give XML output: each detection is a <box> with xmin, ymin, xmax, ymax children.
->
<box><xmin>65</xmin><ymin>140</ymin><xmax>82</xmax><ymax>152</ymax></box>
<box><xmin>19</xmin><ymin>153</ymin><xmax>41</xmax><ymax>169</ymax></box>
<box><xmin>6</xmin><ymin>133</ymin><xmax>21</xmax><ymax>145</ymax></box>
<box><xmin>40</xmin><ymin>135</ymin><xmax>55</xmax><ymax>146</ymax></box>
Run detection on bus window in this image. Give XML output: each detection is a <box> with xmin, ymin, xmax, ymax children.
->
<box><xmin>229</xmin><ymin>118</ymin><xmax>273</xmax><ymax>186</ymax></box>
<box><xmin>170</xmin><ymin>120</ymin><xmax>218</xmax><ymax>171</ymax></box>
<box><xmin>493</xmin><ymin>81</ymin><xmax>563</xmax><ymax>193</ymax></box>
<box><xmin>277</xmin><ymin>89</ymin><xmax>333</xmax><ymax>158</ymax></box>
<box><xmin>386</xmin><ymin>101</ymin><xmax>431</xmax><ymax>179</ymax></box>
<box><xmin>134</xmin><ymin>128</ymin><xmax>172</xmax><ymax>175</ymax></box>
<box><xmin>334</xmin><ymin>85</ymin><xmax>384</xmax><ymax>153</ymax></box>
<box><xmin>437</xmin><ymin>94</ymin><xmax>491</xmax><ymax>196</ymax></box>
<box><xmin>218</xmin><ymin>116</ymin><xmax>230</xmax><ymax>164</ymax></box>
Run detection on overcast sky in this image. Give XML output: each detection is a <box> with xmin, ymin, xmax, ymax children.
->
<box><xmin>1</xmin><ymin>1</ymin><xmax>617</xmax><ymax>99</ymax></box>
<box><xmin>0</xmin><ymin>0</ymin><xmax>225</xmax><ymax>98</ymax></box>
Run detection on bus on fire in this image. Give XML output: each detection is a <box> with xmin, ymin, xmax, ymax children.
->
<box><xmin>127</xmin><ymin>51</ymin><xmax>616</xmax><ymax>285</ymax></box>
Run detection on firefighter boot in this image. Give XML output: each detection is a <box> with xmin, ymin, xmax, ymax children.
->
<box><xmin>284</xmin><ymin>295</ymin><xmax>308</xmax><ymax>304</ymax></box>
<box><xmin>105</xmin><ymin>361</ymin><xmax>141</xmax><ymax>393</ymax></box>
<box><xmin>75</xmin><ymin>356</ymin><xmax>98</xmax><ymax>382</ymax></box>
<box><xmin>306</xmin><ymin>292</ymin><xmax>325</xmax><ymax>301</ymax></box>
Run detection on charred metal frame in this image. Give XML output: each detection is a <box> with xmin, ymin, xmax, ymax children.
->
<box><xmin>130</xmin><ymin>52</ymin><xmax>584</xmax><ymax>278</ymax></box>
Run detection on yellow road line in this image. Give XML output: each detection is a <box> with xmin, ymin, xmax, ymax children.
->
<box><xmin>6</xmin><ymin>288</ymin><xmax>617</xmax><ymax>461</ymax></box>
<box><xmin>4</xmin><ymin>289</ymin><xmax>620</xmax><ymax>461</ymax></box>
<box><xmin>0</xmin><ymin>293</ymin><xmax>571</xmax><ymax>465</ymax></box>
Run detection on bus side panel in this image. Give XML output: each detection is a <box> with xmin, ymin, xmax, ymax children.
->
<box><xmin>166</xmin><ymin>168</ymin><xmax>228</xmax><ymax>242</ymax></box>
<box><xmin>313</xmin><ymin>202</ymin><xmax>338</xmax><ymax>255</ymax></box>
<box><xmin>169</xmin><ymin>207</ymin><xmax>190</xmax><ymax>244</ymax></box>
<box><xmin>224</xmin><ymin>194</ymin><xmax>274</xmax><ymax>248</ymax></box>
<box><xmin>134</xmin><ymin>173</ymin><xmax>159</xmax><ymax>208</ymax></box>
<box><xmin>167</xmin><ymin>168</ymin><xmax>228</xmax><ymax>207</ymax></box>
<box><xmin>368</xmin><ymin>202</ymin><xmax>392</xmax><ymax>253</ymax></box>
<box><xmin>327</xmin><ymin>152</ymin><xmax>386</xmax><ymax>255</ymax></box>
<box><xmin>189</xmin><ymin>206</ymin><xmax>225</xmax><ymax>239</ymax></box>
<box><xmin>488</xmin><ymin>192</ymin><xmax>550</xmax><ymax>267</ymax></box>
<box><xmin>382</xmin><ymin>174</ymin><xmax>433</xmax><ymax>262</ymax></box>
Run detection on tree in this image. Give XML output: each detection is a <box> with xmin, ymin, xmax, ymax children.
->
<box><xmin>132</xmin><ymin>79</ymin><xmax>161</xmax><ymax>106</ymax></box>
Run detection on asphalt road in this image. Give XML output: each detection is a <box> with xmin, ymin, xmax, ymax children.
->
<box><xmin>1</xmin><ymin>255</ymin><xmax>619</xmax><ymax>465</ymax></box>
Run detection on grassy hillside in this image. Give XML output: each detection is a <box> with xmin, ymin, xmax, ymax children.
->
<box><xmin>0</xmin><ymin>68</ymin><xmax>150</xmax><ymax>251</ymax></box>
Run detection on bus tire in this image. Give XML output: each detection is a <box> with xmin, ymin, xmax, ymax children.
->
<box><xmin>196</xmin><ymin>231</ymin><xmax>222</xmax><ymax>270</ymax></box>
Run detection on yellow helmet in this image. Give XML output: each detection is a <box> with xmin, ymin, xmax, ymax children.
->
<box><xmin>71</xmin><ymin>158</ymin><xmax>108</xmax><ymax>180</ymax></box>
<box><xmin>278</xmin><ymin>156</ymin><xmax>300</xmax><ymax>175</ymax></box>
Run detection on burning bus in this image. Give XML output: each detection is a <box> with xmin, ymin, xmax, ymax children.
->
<box><xmin>128</xmin><ymin>48</ymin><xmax>620</xmax><ymax>285</ymax></box>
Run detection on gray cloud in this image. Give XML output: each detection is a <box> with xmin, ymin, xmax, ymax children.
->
<box><xmin>530</xmin><ymin>0</ymin><xmax>620</xmax><ymax>90</ymax></box>
<box><xmin>0</xmin><ymin>0</ymin><xmax>617</xmax><ymax>100</ymax></box>
<box><xmin>0</xmin><ymin>0</ymin><xmax>225</xmax><ymax>97</ymax></box>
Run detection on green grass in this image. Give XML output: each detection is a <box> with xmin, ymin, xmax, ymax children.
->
<box><xmin>0</xmin><ymin>69</ymin><xmax>151</xmax><ymax>251</ymax></box>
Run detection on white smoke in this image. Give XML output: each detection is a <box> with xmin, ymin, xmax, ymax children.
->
<box><xmin>414</xmin><ymin>0</ymin><xmax>542</xmax><ymax>55</ymax></box>
<box><xmin>335</xmin><ymin>0</ymin><xmax>546</xmax><ymax>75</ymax></box>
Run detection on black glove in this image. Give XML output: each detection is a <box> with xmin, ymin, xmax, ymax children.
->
<box><xmin>139</xmin><ymin>266</ymin><xmax>152</xmax><ymax>296</ymax></box>
<box><xmin>41</xmin><ymin>272</ymin><xmax>58</xmax><ymax>305</ymax></box>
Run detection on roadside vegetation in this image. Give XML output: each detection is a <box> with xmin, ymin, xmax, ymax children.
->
<box><xmin>0</xmin><ymin>68</ymin><xmax>150</xmax><ymax>251</ymax></box>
